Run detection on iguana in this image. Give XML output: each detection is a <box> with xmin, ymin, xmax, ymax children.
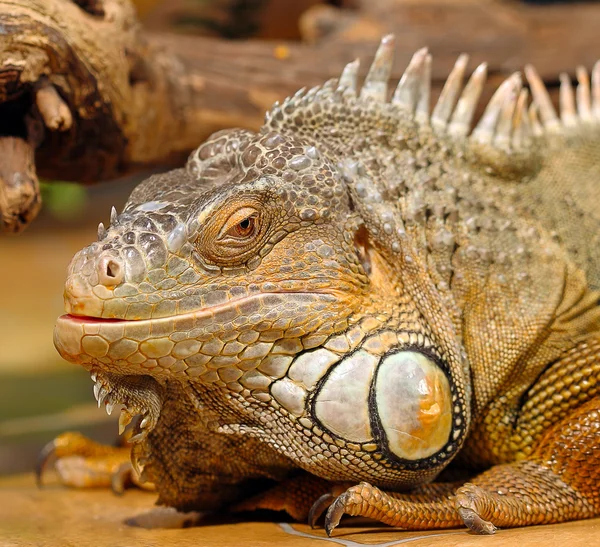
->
<box><xmin>41</xmin><ymin>35</ymin><xmax>600</xmax><ymax>535</ymax></box>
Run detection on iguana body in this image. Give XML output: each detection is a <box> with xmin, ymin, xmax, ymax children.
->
<box><xmin>46</xmin><ymin>36</ymin><xmax>600</xmax><ymax>534</ymax></box>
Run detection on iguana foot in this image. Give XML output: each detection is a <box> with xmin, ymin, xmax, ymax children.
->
<box><xmin>321</xmin><ymin>481</ymin><xmax>461</xmax><ymax>535</ymax></box>
<box><xmin>36</xmin><ymin>431</ymin><xmax>152</xmax><ymax>492</ymax></box>
<box><xmin>323</xmin><ymin>397</ymin><xmax>600</xmax><ymax>536</ymax></box>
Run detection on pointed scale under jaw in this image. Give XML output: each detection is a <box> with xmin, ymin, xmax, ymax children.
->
<box><xmin>53</xmin><ymin>141</ymin><xmax>369</xmax><ymax>434</ymax></box>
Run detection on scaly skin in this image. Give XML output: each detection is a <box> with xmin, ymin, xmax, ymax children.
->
<box><xmin>46</xmin><ymin>36</ymin><xmax>600</xmax><ymax>533</ymax></box>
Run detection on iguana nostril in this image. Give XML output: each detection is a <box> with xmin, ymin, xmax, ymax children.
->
<box><xmin>106</xmin><ymin>260</ymin><xmax>120</xmax><ymax>278</ymax></box>
<box><xmin>97</xmin><ymin>255</ymin><xmax>124</xmax><ymax>286</ymax></box>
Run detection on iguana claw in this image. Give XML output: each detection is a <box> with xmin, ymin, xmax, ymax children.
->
<box><xmin>111</xmin><ymin>461</ymin><xmax>136</xmax><ymax>495</ymax></box>
<box><xmin>455</xmin><ymin>484</ymin><xmax>497</xmax><ymax>535</ymax></box>
<box><xmin>307</xmin><ymin>492</ymin><xmax>334</xmax><ymax>528</ymax></box>
<box><xmin>35</xmin><ymin>438</ymin><xmax>58</xmax><ymax>488</ymax></box>
<box><xmin>324</xmin><ymin>494</ymin><xmax>347</xmax><ymax>536</ymax></box>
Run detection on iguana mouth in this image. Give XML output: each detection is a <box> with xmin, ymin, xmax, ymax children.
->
<box><xmin>55</xmin><ymin>291</ymin><xmax>339</xmax><ymax>375</ymax></box>
<box><xmin>60</xmin><ymin>289</ymin><xmax>336</xmax><ymax>323</ymax></box>
<box><xmin>61</xmin><ymin>314</ymin><xmax>126</xmax><ymax>324</ymax></box>
<box><xmin>62</xmin><ymin>292</ymin><xmax>335</xmax><ymax>443</ymax></box>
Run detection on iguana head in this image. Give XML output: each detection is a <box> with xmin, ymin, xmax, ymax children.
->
<box><xmin>55</xmin><ymin>126</ymin><xmax>370</xmax><ymax>345</ymax></box>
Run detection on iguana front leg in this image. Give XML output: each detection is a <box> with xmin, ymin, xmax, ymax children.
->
<box><xmin>320</xmin><ymin>396</ymin><xmax>600</xmax><ymax>535</ymax></box>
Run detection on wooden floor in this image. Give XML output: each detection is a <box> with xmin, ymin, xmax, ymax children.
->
<box><xmin>1</xmin><ymin>474</ymin><xmax>599</xmax><ymax>547</ymax></box>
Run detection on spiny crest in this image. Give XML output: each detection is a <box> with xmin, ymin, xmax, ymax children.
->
<box><xmin>265</xmin><ymin>34</ymin><xmax>600</xmax><ymax>154</ymax></box>
<box><xmin>530</xmin><ymin>62</ymin><xmax>600</xmax><ymax>131</ymax></box>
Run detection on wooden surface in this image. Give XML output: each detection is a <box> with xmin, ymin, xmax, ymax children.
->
<box><xmin>1</xmin><ymin>474</ymin><xmax>599</xmax><ymax>546</ymax></box>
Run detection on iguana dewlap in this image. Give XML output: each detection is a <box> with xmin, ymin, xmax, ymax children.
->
<box><xmin>48</xmin><ymin>36</ymin><xmax>600</xmax><ymax>534</ymax></box>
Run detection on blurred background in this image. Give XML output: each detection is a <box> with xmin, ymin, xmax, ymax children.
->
<box><xmin>0</xmin><ymin>0</ymin><xmax>599</xmax><ymax>477</ymax></box>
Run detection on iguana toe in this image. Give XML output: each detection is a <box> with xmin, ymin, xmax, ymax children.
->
<box><xmin>323</xmin><ymin>482</ymin><xmax>376</xmax><ymax>536</ymax></box>
<box><xmin>455</xmin><ymin>484</ymin><xmax>497</xmax><ymax>535</ymax></box>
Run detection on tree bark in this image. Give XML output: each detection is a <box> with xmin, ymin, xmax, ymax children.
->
<box><xmin>0</xmin><ymin>0</ymin><xmax>599</xmax><ymax>232</ymax></box>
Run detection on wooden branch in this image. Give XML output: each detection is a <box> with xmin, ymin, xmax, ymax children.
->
<box><xmin>0</xmin><ymin>137</ymin><xmax>40</xmax><ymax>233</ymax></box>
<box><xmin>0</xmin><ymin>0</ymin><xmax>599</xmax><ymax>232</ymax></box>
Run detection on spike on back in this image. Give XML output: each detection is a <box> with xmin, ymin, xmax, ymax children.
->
<box><xmin>576</xmin><ymin>66</ymin><xmax>592</xmax><ymax>120</ymax></box>
<box><xmin>512</xmin><ymin>89</ymin><xmax>531</xmax><ymax>149</ymax></box>
<box><xmin>447</xmin><ymin>63</ymin><xmax>487</xmax><ymax>138</ymax></box>
<box><xmin>495</xmin><ymin>75</ymin><xmax>523</xmax><ymax>150</ymax></box>
<box><xmin>265</xmin><ymin>35</ymin><xmax>600</xmax><ymax>156</ymax></box>
<box><xmin>360</xmin><ymin>34</ymin><xmax>395</xmax><ymax>102</ymax></box>
<box><xmin>392</xmin><ymin>47</ymin><xmax>429</xmax><ymax>114</ymax></box>
<box><xmin>560</xmin><ymin>73</ymin><xmax>578</xmax><ymax>127</ymax></box>
<box><xmin>472</xmin><ymin>73</ymin><xmax>522</xmax><ymax>147</ymax></box>
<box><xmin>528</xmin><ymin>103</ymin><xmax>544</xmax><ymax>137</ymax></box>
<box><xmin>338</xmin><ymin>59</ymin><xmax>360</xmax><ymax>94</ymax></box>
<box><xmin>524</xmin><ymin>65</ymin><xmax>561</xmax><ymax>132</ymax></box>
<box><xmin>415</xmin><ymin>53</ymin><xmax>432</xmax><ymax>124</ymax></box>
<box><xmin>431</xmin><ymin>54</ymin><xmax>469</xmax><ymax>132</ymax></box>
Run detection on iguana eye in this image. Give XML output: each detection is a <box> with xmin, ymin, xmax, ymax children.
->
<box><xmin>219</xmin><ymin>207</ymin><xmax>260</xmax><ymax>241</ymax></box>
<box><xmin>196</xmin><ymin>203</ymin><xmax>271</xmax><ymax>267</ymax></box>
<box><xmin>226</xmin><ymin>214</ymin><xmax>257</xmax><ymax>239</ymax></box>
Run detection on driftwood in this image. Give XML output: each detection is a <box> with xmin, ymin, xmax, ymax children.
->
<box><xmin>0</xmin><ymin>0</ymin><xmax>599</xmax><ymax>232</ymax></box>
